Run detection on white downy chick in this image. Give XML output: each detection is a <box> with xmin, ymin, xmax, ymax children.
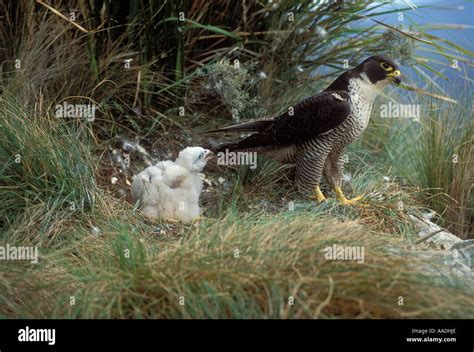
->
<box><xmin>131</xmin><ymin>147</ymin><xmax>212</xmax><ymax>223</ymax></box>
<box><xmin>130</xmin><ymin>164</ymin><xmax>163</xmax><ymax>218</ymax></box>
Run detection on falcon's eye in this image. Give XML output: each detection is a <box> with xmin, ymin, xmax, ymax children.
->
<box><xmin>380</xmin><ymin>62</ymin><xmax>392</xmax><ymax>71</ymax></box>
<box><xmin>199</xmin><ymin>151</ymin><xmax>205</xmax><ymax>159</ymax></box>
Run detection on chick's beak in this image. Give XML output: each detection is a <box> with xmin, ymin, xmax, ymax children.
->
<box><xmin>204</xmin><ymin>150</ymin><xmax>214</xmax><ymax>161</ymax></box>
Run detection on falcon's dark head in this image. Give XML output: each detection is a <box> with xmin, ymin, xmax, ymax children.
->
<box><xmin>359</xmin><ymin>55</ymin><xmax>402</xmax><ymax>86</ymax></box>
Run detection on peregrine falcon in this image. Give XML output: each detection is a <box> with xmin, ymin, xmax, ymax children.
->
<box><xmin>207</xmin><ymin>56</ymin><xmax>402</xmax><ymax>204</ymax></box>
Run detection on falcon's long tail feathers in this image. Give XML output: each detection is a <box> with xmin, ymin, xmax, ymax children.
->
<box><xmin>211</xmin><ymin>133</ymin><xmax>274</xmax><ymax>154</ymax></box>
<box><xmin>204</xmin><ymin>119</ymin><xmax>273</xmax><ymax>134</ymax></box>
<box><xmin>211</xmin><ymin>143</ymin><xmax>237</xmax><ymax>154</ymax></box>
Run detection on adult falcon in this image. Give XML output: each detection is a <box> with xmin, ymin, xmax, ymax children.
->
<box><xmin>206</xmin><ymin>56</ymin><xmax>401</xmax><ymax>204</ymax></box>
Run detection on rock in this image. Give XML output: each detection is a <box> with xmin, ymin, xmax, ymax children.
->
<box><xmin>409</xmin><ymin>214</ymin><xmax>462</xmax><ymax>250</ymax></box>
<box><xmin>450</xmin><ymin>240</ymin><xmax>474</xmax><ymax>270</ymax></box>
<box><xmin>443</xmin><ymin>248</ymin><xmax>473</xmax><ymax>282</ymax></box>
<box><xmin>110</xmin><ymin>148</ymin><xmax>128</xmax><ymax>174</ymax></box>
<box><xmin>409</xmin><ymin>214</ymin><xmax>473</xmax><ymax>283</ymax></box>
<box><xmin>116</xmin><ymin>136</ymin><xmax>155</xmax><ymax>166</ymax></box>
<box><xmin>421</xmin><ymin>210</ymin><xmax>437</xmax><ymax>221</ymax></box>
<box><xmin>119</xmin><ymin>138</ymin><xmax>135</xmax><ymax>153</ymax></box>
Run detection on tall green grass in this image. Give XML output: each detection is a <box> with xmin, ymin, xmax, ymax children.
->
<box><xmin>357</xmin><ymin>95</ymin><xmax>473</xmax><ymax>238</ymax></box>
<box><xmin>399</xmin><ymin>103</ymin><xmax>472</xmax><ymax>238</ymax></box>
<box><xmin>0</xmin><ymin>92</ymin><xmax>97</xmax><ymax>242</ymax></box>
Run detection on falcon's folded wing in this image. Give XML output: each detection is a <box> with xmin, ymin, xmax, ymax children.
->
<box><xmin>210</xmin><ymin>91</ymin><xmax>351</xmax><ymax>153</ymax></box>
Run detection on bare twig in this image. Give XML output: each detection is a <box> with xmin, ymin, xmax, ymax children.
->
<box><xmin>415</xmin><ymin>229</ymin><xmax>444</xmax><ymax>244</ymax></box>
<box><xmin>313</xmin><ymin>276</ymin><xmax>334</xmax><ymax>319</ymax></box>
<box><xmin>370</xmin><ymin>18</ymin><xmax>433</xmax><ymax>45</ymax></box>
<box><xmin>334</xmin><ymin>11</ymin><xmax>434</xmax><ymax>45</ymax></box>
<box><xmin>36</xmin><ymin>0</ymin><xmax>90</xmax><ymax>33</ymax></box>
<box><xmin>133</xmin><ymin>71</ymin><xmax>141</xmax><ymax>108</ymax></box>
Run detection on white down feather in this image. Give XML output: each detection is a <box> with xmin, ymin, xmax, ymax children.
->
<box><xmin>131</xmin><ymin>147</ymin><xmax>212</xmax><ymax>223</ymax></box>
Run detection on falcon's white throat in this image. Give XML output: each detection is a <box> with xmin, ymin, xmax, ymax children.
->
<box><xmin>347</xmin><ymin>73</ymin><xmax>388</xmax><ymax>130</ymax></box>
<box><xmin>352</xmin><ymin>72</ymin><xmax>389</xmax><ymax>102</ymax></box>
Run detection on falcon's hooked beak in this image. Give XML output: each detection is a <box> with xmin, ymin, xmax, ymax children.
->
<box><xmin>204</xmin><ymin>149</ymin><xmax>214</xmax><ymax>161</ymax></box>
<box><xmin>387</xmin><ymin>69</ymin><xmax>402</xmax><ymax>86</ymax></box>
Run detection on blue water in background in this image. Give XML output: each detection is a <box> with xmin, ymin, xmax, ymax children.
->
<box><xmin>372</xmin><ymin>0</ymin><xmax>473</xmax><ymax>97</ymax></box>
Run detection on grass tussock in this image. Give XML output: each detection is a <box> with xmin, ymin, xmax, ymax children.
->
<box><xmin>403</xmin><ymin>106</ymin><xmax>473</xmax><ymax>238</ymax></box>
<box><xmin>1</xmin><ymin>211</ymin><xmax>472</xmax><ymax>319</ymax></box>
<box><xmin>0</xmin><ymin>93</ymin><xmax>97</xmax><ymax>241</ymax></box>
<box><xmin>359</xmin><ymin>99</ymin><xmax>473</xmax><ymax>238</ymax></box>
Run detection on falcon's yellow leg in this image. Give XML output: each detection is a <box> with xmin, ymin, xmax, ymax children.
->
<box><xmin>311</xmin><ymin>186</ymin><xmax>326</xmax><ymax>202</ymax></box>
<box><xmin>334</xmin><ymin>186</ymin><xmax>363</xmax><ymax>205</ymax></box>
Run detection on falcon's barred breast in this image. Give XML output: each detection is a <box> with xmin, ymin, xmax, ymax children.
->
<box><xmin>207</xmin><ymin>55</ymin><xmax>402</xmax><ymax>204</ymax></box>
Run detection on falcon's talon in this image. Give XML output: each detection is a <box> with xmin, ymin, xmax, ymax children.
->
<box><xmin>311</xmin><ymin>186</ymin><xmax>326</xmax><ymax>202</ymax></box>
<box><xmin>347</xmin><ymin>195</ymin><xmax>364</xmax><ymax>202</ymax></box>
<box><xmin>334</xmin><ymin>186</ymin><xmax>365</xmax><ymax>206</ymax></box>
<box><xmin>338</xmin><ymin>196</ymin><xmax>364</xmax><ymax>205</ymax></box>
